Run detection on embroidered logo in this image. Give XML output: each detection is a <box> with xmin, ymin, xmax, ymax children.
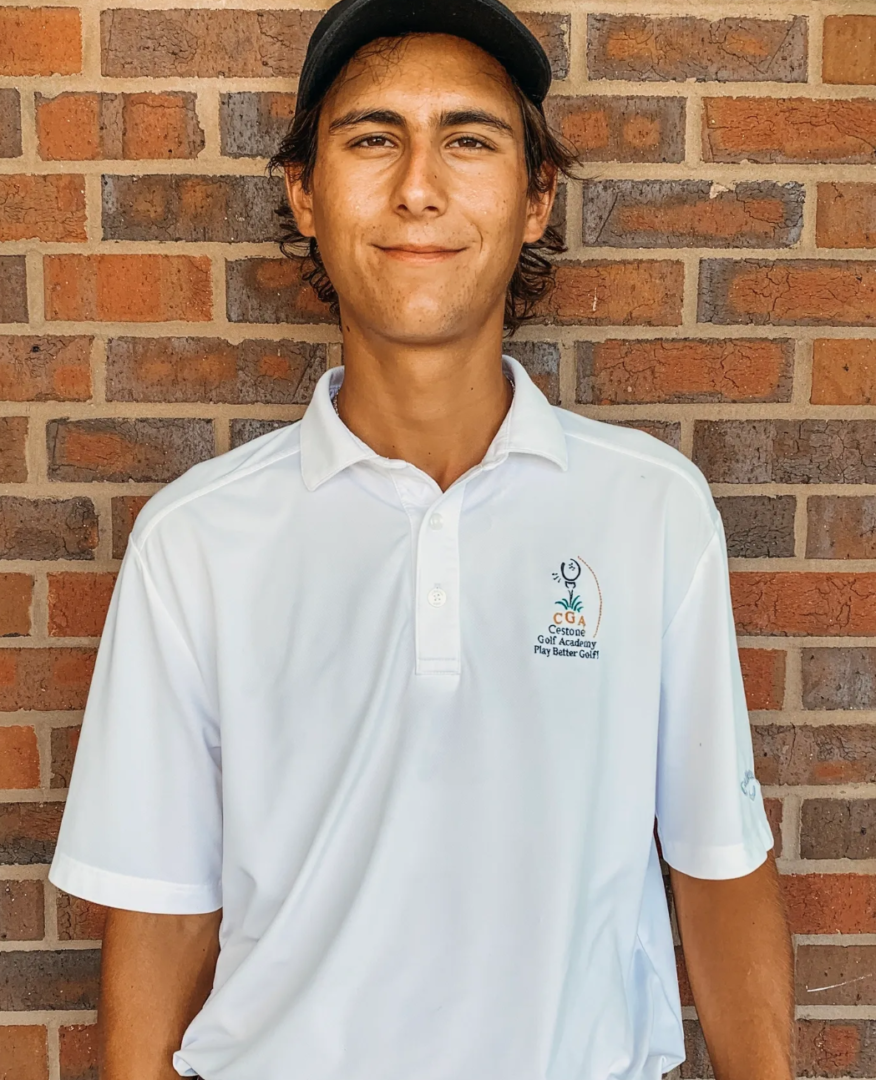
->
<box><xmin>740</xmin><ymin>770</ymin><xmax>759</xmax><ymax>800</ymax></box>
<box><xmin>534</xmin><ymin>557</ymin><xmax>602</xmax><ymax>660</ymax></box>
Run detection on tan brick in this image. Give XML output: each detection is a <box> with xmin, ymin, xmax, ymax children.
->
<box><xmin>0</xmin><ymin>417</ymin><xmax>28</xmax><ymax>483</ymax></box>
<box><xmin>0</xmin><ymin>573</ymin><xmax>32</xmax><ymax>636</ymax></box>
<box><xmin>0</xmin><ymin>255</ymin><xmax>28</xmax><ymax>323</ymax></box>
<box><xmin>0</xmin><ymin>949</ymin><xmax>100</xmax><ymax>1010</ymax></box>
<box><xmin>536</xmin><ymin>261</ymin><xmax>684</xmax><ymax>325</ymax></box>
<box><xmin>823</xmin><ymin>16</ymin><xmax>876</xmax><ymax>86</ymax></box>
<box><xmin>0</xmin><ymin>175</ymin><xmax>85</xmax><ymax>242</ymax></box>
<box><xmin>587</xmin><ymin>15</ymin><xmax>807</xmax><ymax>83</ymax></box>
<box><xmin>50</xmin><ymin>725</ymin><xmax>79</xmax><ymax>789</ymax></box>
<box><xmin>0</xmin><ymin>880</ymin><xmax>44</xmax><ymax>941</ymax></box>
<box><xmin>0</xmin><ymin>725</ymin><xmax>39</xmax><ymax>788</ymax></box>
<box><xmin>817</xmin><ymin>183</ymin><xmax>876</xmax><ymax>249</ymax></box>
<box><xmin>812</xmin><ymin>339</ymin><xmax>876</xmax><ymax>405</ymax></box>
<box><xmin>739</xmin><ymin>649</ymin><xmax>786</xmax><ymax>710</ymax></box>
<box><xmin>0</xmin><ymin>650</ymin><xmax>96</xmax><ymax>712</ymax></box>
<box><xmin>781</xmin><ymin>874</ymin><xmax>876</xmax><ymax>934</ymax></box>
<box><xmin>48</xmin><ymin>573</ymin><xmax>117</xmax><ymax>638</ymax></box>
<box><xmin>56</xmin><ymin>893</ymin><xmax>107</xmax><ymax>941</ymax></box>
<box><xmin>731</xmin><ymin>573</ymin><xmax>876</xmax><ymax>636</ymax></box>
<box><xmin>808</xmin><ymin>496</ymin><xmax>876</xmax><ymax>559</ymax></box>
<box><xmin>0</xmin><ymin>1026</ymin><xmax>48</xmax><ymax>1080</ymax></box>
<box><xmin>45</xmin><ymin>254</ymin><xmax>212</xmax><ymax>323</ymax></box>
<box><xmin>0</xmin><ymin>802</ymin><xmax>65</xmax><ymax>863</ymax></box>
<box><xmin>802</xmin><ymin>649</ymin><xmax>876</xmax><ymax>711</ymax></box>
<box><xmin>797</xmin><ymin>945</ymin><xmax>876</xmax><ymax>1006</ymax></box>
<box><xmin>59</xmin><ymin>1024</ymin><xmax>96</xmax><ymax>1080</ymax></box>
<box><xmin>111</xmin><ymin>495</ymin><xmax>151</xmax><ymax>559</ymax></box>
<box><xmin>0</xmin><ymin>8</ymin><xmax>81</xmax><ymax>76</ymax></box>
<box><xmin>703</xmin><ymin>98</ymin><xmax>876</xmax><ymax>164</ymax></box>
<box><xmin>0</xmin><ymin>497</ymin><xmax>98</xmax><ymax>560</ymax></box>
<box><xmin>37</xmin><ymin>91</ymin><xmax>203</xmax><ymax>161</ymax></box>
<box><xmin>801</xmin><ymin>800</ymin><xmax>876</xmax><ymax>861</ymax></box>
<box><xmin>0</xmin><ymin>89</ymin><xmax>22</xmax><ymax>158</ymax></box>
<box><xmin>754</xmin><ymin>725</ymin><xmax>876</xmax><ymax>785</ymax></box>
<box><xmin>544</xmin><ymin>96</ymin><xmax>685</xmax><ymax>163</ymax></box>
<box><xmin>0</xmin><ymin>336</ymin><xmax>91</xmax><ymax>402</ymax></box>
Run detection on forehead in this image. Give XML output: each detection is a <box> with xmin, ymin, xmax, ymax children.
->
<box><xmin>321</xmin><ymin>33</ymin><xmax>521</xmax><ymax>119</ymax></box>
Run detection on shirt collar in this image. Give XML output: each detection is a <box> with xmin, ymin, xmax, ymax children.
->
<box><xmin>299</xmin><ymin>354</ymin><xmax>568</xmax><ymax>492</ymax></box>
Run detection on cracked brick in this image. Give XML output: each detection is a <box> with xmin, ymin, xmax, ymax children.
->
<box><xmin>730</xmin><ymin>572</ymin><xmax>876</xmax><ymax>636</ymax></box>
<box><xmin>714</xmin><ymin>495</ymin><xmax>796</xmax><ymax>557</ymax></box>
<box><xmin>0</xmin><ymin>497</ymin><xmax>98</xmax><ymax>560</ymax></box>
<box><xmin>754</xmin><ymin>724</ymin><xmax>876</xmax><ymax>784</ymax></box>
<box><xmin>535</xmin><ymin>261</ymin><xmax>684</xmax><ymax>325</ymax></box>
<box><xmin>0</xmin><ymin>8</ymin><xmax>81</xmax><ymax>75</ymax></box>
<box><xmin>0</xmin><ymin>175</ymin><xmax>86</xmax><ymax>242</ymax></box>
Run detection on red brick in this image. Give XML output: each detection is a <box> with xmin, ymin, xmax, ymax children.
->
<box><xmin>0</xmin><ymin>948</ymin><xmax>100</xmax><ymax>1009</ymax></box>
<box><xmin>47</xmin><ymin>418</ymin><xmax>214</xmax><ymax>483</ymax></box>
<box><xmin>106</xmin><ymin>337</ymin><xmax>325</xmax><ymax>404</ymax></box>
<box><xmin>0</xmin><ymin>8</ymin><xmax>81</xmax><ymax>76</ymax></box>
<box><xmin>536</xmin><ymin>261</ymin><xmax>684</xmax><ymax>325</ymax></box>
<box><xmin>0</xmin><ymin>336</ymin><xmax>91</xmax><ymax>401</ymax></box>
<box><xmin>0</xmin><ymin>497</ymin><xmax>98</xmax><ymax>560</ymax></box>
<box><xmin>44</xmin><ymin>255</ymin><xmax>212</xmax><ymax>323</ymax></box>
<box><xmin>0</xmin><ymin>649</ymin><xmax>96</xmax><ymax>712</ymax></box>
<box><xmin>0</xmin><ymin>88</ymin><xmax>22</xmax><ymax>158</ymax></box>
<box><xmin>544</xmin><ymin>96</ymin><xmax>685</xmax><ymax>163</ymax></box>
<box><xmin>731</xmin><ymin>572</ymin><xmax>876</xmax><ymax>636</ymax></box>
<box><xmin>226</xmin><ymin>258</ymin><xmax>337</xmax><ymax>324</ymax></box>
<box><xmin>703</xmin><ymin>98</ymin><xmax>876</xmax><ymax>164</ymax></box>
<box><xmin>101</xmin><ymin>9</ymin><xmax>321</xmax><ymax>78</ymax></box>
<box><xmin>59</xmin><ymin>1024</ymin><xmax>96</xmax><ymax>1080</ymax></box>
<box><xmin>0</xmin><ymin>255</ymin><xmax>28</xmax><ymax>322</ymax></box>
<box><xmin>111</xmin><ymin>496</ymin><xmax>151</xmax><ymax>559</ymax></box>
<box><xmin>797</xmin><ymin>1019</ymin><xmax>876</xmax><ymax>1077</ymax></box>
<box><xmin>817</xmin><ymin>184</ymin><xmax>876</xmax><ymax>249</ymax></box>
<box><xmin>808</xmin><ymin>497</ymin><xmax>876</xmax><ymax>559</ymax></box>
<box><xmin>803</xmin><ymin>649</ymin><xmax>876</xmax><ymax>711</ymax></box>
<box><xmin>0</xmin><ymin>175</ymin><xmax>85</xmax><ymax>242</ymax></box>
<box><xmin>764</xmin><ymin>797</ymin><xmax>783</xmax><ymax>858</ymax></box>
<box><xmin>0</xmin><ymin>725</ymin><xmax>39</xmax><ymax>788</ymax></box>
<box><xmin>577</xmin><ymin>338</ymin><xmax>792</xmax><ymax>404</ymax></box>
<box><xmin>48</xmin><ymin>573</ymin><xmax>117</xmax><ymax>637</ymax></box>
<box><xmin>823</xmin><ymin>16</ymin><xmax>876</xmax><ymax>86</ymax></box>
<box><xmin>0</xmin><ymin>574</ymin><xmax>32</xmax><ymax>636</ymax></box>
<box><xmin>812</xmin><ymin>339</ymin><xmax>876</xmax><ymax>405</ymax></box>
<box><xmin>582</xmin><ymin>179</ymin><xmax>803</xmax><ymax>249</ymax></box>
<box><xmin>0</xmin><ymin>417</ymin><xmax>28</xmax><ymax>483</ymax></box>
<box><xmin>587</xmin><ymin>15</ymin><xmax>807</xmax><ymax>83</ymax></box>
<box><xmin>781</xmin><ymin>874</ymin><xmax>876</xmax><ymax>934</ymax></box>
<box><xmin>50</xmin><ymin>725</ymin><xmax>80</xmax><ymax>789</ymax></box>
<box><xmin>797</xmin><ymin>945</ymin><xmax>876</xmax><ymax>1006</ymax></box>
<box><xmin>37</xmin><ymin>91</ymin><xmax>204</xmax><ymax>161</ymax></box>
<box><xmin>0</xmin><ymin>802</ymin><xmax>65</xmax><ymax>864</ymax></box>
<box><xmin>739</xmin><ymin>649</ymin><xmax>786</xmax><ymax>710</ymax></box>
<box><xmin>0</xmin><ymin>879</ymin><xmax>44</xmax><ymax>940</ymax></box>
<box><xmin>699</xmin><ymin>259</ymin><xmax>876</xmax><ymax>326</ymax></box>
<box><xmin>754</xmin><ymin>725</ymin><xmax>876</xmax><ymax>785</ymax></box>
<box><xmin>0</xmin><ymin>1026</ymin><xmax>48</xmax><ymax>1080</ymax></box>
<box><xmin>56</xmin><ymin>893</ymin><xmax>107</xmax><ymax>941</ymax></box>
<box><xmin>801</xmin><ymin>799</ymin><xmax>876</xmax><ymax>861</ymax></box>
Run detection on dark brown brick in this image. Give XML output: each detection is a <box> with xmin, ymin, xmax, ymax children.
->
<box><xmin>823</xmin><ymin>16</ymin><xmax>876</xmax><ymax>86</ymax></box>
<box><xmin>587</xmin><ymin>15</ymin><xmax>807</xmax><ymax>83</ymax></box>
<box><xmin>0</xmin><ymin>88</ymin><xmax>22</xmax><ymax>157</ymax></box>
<box><xmin>0</xmin><ymin>650</ymin><xmax>95</xmax><ymax>712</ymax></box>
<box><xmin>544</xmin><ymin>96</ymin><xmax>685</xmax><ymax>163</ymax></box>
<box><xmin>577</xmin><ymin>338</ymin><xmax>793</xmax><ymax>404</ymax></box>
<box><xmin>754</xmin><ymin>725</ymin><xmax>876</xmax><ymax>785</ymax></box>
<box><xmin>0</xmin><ymin>416</ymin><xmax>27</xmax><ymax>482</ymax></box>
<box><xmin>732</xmin><ymin>572</ymin><xmax>876</xmax><ymax>636</ymax></box>
<box><xmin>0</xmin><ymin>948</ymin><xmax>100</xmax><ymax>1010</ymax></box>
<box><xmin>801</xmin><ymin>799</ymin><xmax>876</xmax><ymax>861</ymax></box>
<box><xmin>0</xmin><ymin>880</ymin><xmax>44</xmax><ymax>940</ymax></box>
<box><xmin>693</xmin><ymin>421</ymin><xmax>876</xmax><ymax>484</ymax></box>
<box><xmin>797</xmin><ymin>1019</ymin><xmax>876</xmax><ymax>1077</ymax></box>
<box><xmin>0</xmin><ymin>255</ymin><xmax>28</xmax><ymax>323</ymax></box>
<box><xmin>681</xmin><ymin>1020</ymin><xmax>711</xmax><ymax>1078</ymax></box>
<box><xmin>504</xmin><ymin>342</ymin><xmax>560</xmax><ymax>405</ymax></box>
<box><xmin>111</xmin><ymin>496</ymin><xmax>151</xmax><ymax>559</ymax></box>
<box><xmin>536</xmin><ymin>261</ymin><xmax>684</xmax><ymax>326</ymax></box>
<box><xmin>59</xmin><ymin>1024</ymin><xmax>96</xmax><ymax>1080</ymax></box>
<box><xmin>817</xmin><ymin>184</ymin><xmax>876</xmax><ymax>249</ymax></box>
<box><xmin>226</xmin><ymin>258</ymin><xmax>335</xmax><ymax>324</ymax></box>
<box><xmin>0</xmin><ymin>1026</ymin><xmax>48</xmax><ymax>1080</ymax></box>
<box><xmin>582</xmin><ymin>180</ymin><xmax>803</xmax><ymax>248</ymax></box>
<box><xmin>101</xmin><ymin>9</ymin><xmax>321</xmax><ymax>78</ymax></box>
<box><xmin>808</xmin><ymin>496</ymin><xmax>876</xmax><ymax>559</ymax></box>
<box><xmin>764</xmin><ymin>797</ymin><xmax>783</xmax><ymax>858</ymax></box>
<box><xmin>803</xmin><ymin>649</ymin><xmax>876</xmax><ymax>711</ymax></box>
<box><xmin>703</xmin><ymin>97</ymin><xmax>876</xmax><ymax>165</ymax></box>
<box><xmin>739</xmin><ymin>648</ymin><xmax>786</xmax><ymax>710</ymax></box>
<box><xmin>0</xmin><ymin>337</ymin><xmax>92</xmax><ymax>402</ymax></box>
<box><xmin>230</xmin><ymin>419</ymin><xmax>293</xmax><ymax>448</ymax></box>
<box><xmin>0</xmin><ymin>497</ymin><xmax>98</xmax><ymax>560</ymax></box>
<box><xmin>0</xmin><ymin>803</ymin><xmax>65</xmax><ymax>864</ymax></box>
<box><xmin>220</xmin><ymin>92</ymin><xmax>297</xmax><ymax>158</ymax></box>
<box><xmin>797</xmin><ymin>945</ymin><xmax>876</xmax><ymax>1006</ymax></box>
<box><xmin>714</xmin><ymin>495</ymin><xmax>796</xmax><ymax>558</ymax></box>
<box><xmin>609</xmin><ymin>419</ymin><xmax>681</xmax><ymax>450</ymax></box>
<box><xmin>50</xmin><ymin>726</ymin><xmax>80</xmax><ymax>789</ymax></box>
<box><xmin>517</xmin><ymin>12</ymin><xmax>570</xmax><ymax>79</ymax></box>
<box><xmin>56</xmin><ymin>893</ymin><xmax>107</xmax><ymax>941</ymax></box>
<box><xmin>812</xmin><ymin>339</ymin><xmax>876</xmax><ymax>405</ymax></box>
<box><xmin>106</xmin><ymin>337</ymin><xmax>325</xmax><ymax>404</ymax></box>
<box><xmin>0</xmin><ymin>573</ymin><xmax>33</xmax><ymax>636</ymax></box>
<box><xmin>102</xmin><ymin>174</ymin><xmax>284</xmax><ymax>243</ymax></box>
<box><xmin>699</xmin><ymin>259</ymin><xmax>876</xmax><ymax>326</ymax></box>
<box><xmin>46</xmin><ymin>418</ymin><xmax>214</xmax><ymax>483</ymax></box>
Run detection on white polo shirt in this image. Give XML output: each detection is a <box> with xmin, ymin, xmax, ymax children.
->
<box><xmin>49</xmin><ymin>354</ymin><xmax>774</xmax><ymax>1080</ymax></box>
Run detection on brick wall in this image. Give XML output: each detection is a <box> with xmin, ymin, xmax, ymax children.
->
<box><xmin>0</xmin><ymin>2</ymin><xmax>874</xmax><ymax>1078</ymax></box>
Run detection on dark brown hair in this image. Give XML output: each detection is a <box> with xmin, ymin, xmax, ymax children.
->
<box><xmin>267</xmin><ymin>35</ymin><xmax>581</xmax><ymax>334</ymax></box>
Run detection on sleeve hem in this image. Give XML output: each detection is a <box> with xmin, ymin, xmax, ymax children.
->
<box><xmin>660</xmin><ymin>832</ymin><xmax>773</xmax><ymax>880</ymax></box>
<box><xmin>48</xmin><ymin>851</ymin><xmax>222</xmax><ymax>914</ymax></box>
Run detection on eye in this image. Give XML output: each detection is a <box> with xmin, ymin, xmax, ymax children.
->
<box><xmin>351</xmin><ymin>134</ymin><xmax>395</xmax><ymax>149</ymax></box>
<box><xmin>448</xmin><ymin>135</ymin><xmax>493</xmax><ymax>150</ymax></box>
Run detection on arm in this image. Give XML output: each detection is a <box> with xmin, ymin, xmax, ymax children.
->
<box><xmin>98</xmin><ymin>906</ymin><xmax>222</xmax><ymax>1080</ymax></box>
<box><xmin>669</xmin><ymin>851</ymin><xmax>795</xmax><ymax>1080</ymax></box>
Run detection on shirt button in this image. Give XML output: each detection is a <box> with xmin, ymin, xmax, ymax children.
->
<box><xmin>429</xmin><ymin>513</ymin><xmax>444</xmax><ymax>530</ymax></box>
<box><xmin>427</xmin><ymin>587</ymin><xmax>447</xmax><ymax>607</ymax></box>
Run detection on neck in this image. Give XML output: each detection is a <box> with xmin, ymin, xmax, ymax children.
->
<box><xmin>334</xmin><ymin>317</ymin><xmax>513</xmax><ymax>492</ymax></box>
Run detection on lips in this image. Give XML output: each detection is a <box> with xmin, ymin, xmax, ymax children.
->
<box><xmin>376</xmin><ymin>245</ymin><xmax>464</xmax><ymax>262</ymax></box>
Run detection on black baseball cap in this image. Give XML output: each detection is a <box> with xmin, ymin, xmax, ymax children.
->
<box><xmin>295</xmin><ymin>0</ymin><xmax>552</xmax><ymax>116</ymax></box>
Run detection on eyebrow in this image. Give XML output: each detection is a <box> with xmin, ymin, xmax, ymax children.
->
<box><xmin>327</xmin><ymin>108</ymin><xmax>514</xmax><ymax>136</ymax></box>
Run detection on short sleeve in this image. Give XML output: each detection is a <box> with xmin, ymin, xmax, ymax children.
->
<box><xmin>655</xmin><ymin>518</ymin><xmax>774</xmax><ymax>880</ymax></box>
<box><xmin>48</xmin><ymin>541</ymin><xmax>222</xmax><ymax>913</ymax></box>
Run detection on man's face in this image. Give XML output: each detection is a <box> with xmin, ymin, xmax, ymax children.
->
<box><xmin>285</xmin><ymin>33</ymin><xmax>555</xmax><ymax>345</ymax></box>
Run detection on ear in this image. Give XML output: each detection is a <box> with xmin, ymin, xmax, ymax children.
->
<box><xmin>522</xmin><ymin>168</ymin><xmax>558</xmax><ymax>245</ymax></box>
<box><xmin>284</xmin><ymin>165</ymin><xmax>316</xmax><ymax>238</ymax></box>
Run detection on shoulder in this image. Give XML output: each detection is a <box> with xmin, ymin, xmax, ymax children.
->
<box><xmin>130</xmin><ymin>420</ymin><xmax>303</xmax><ymax>551</ymax></box>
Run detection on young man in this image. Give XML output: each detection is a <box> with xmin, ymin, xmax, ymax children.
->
<box><xmin>48</xmin><ymin>2</ymin><xmax>795</xmax><ymax>1078</ymax></box>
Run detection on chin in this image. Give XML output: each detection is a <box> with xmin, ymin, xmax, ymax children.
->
<box><xmin>359</xmin><ymin>287</ymin><xmax>487</xmax><ymax>343</ymax></box>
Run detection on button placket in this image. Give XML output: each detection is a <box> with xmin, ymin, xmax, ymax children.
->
<box><xmin>415</xmin><ymin>484</ymin><xmax>465</xmax><ymax>676</ymax></box>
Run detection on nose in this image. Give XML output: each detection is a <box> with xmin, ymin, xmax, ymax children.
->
<box><xmin>391</xmin><ymin>137</ymin><xmax>448</xmax><ymax>219</ymax></box>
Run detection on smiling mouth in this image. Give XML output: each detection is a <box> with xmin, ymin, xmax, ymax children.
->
<box><xmin>376</xmin><ymin>246</ymin><xmax>464</xmax><ymax>263</ymax></box>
